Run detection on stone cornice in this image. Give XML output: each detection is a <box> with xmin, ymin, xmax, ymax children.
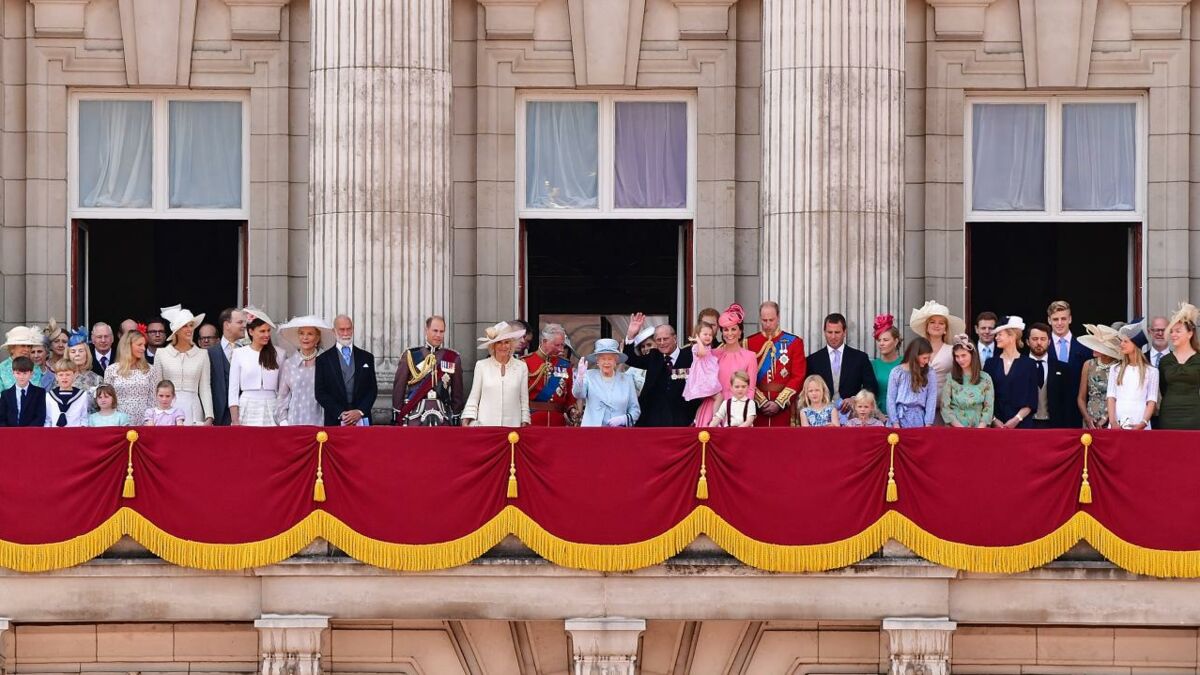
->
<box><xmin>671</xmin><ymin>0</ymin><xmax>738</xmax><ymax>39</ymax></box>
<box><xmin>28</xmin><ymin>0</ymin><xmax>91</xmax><ymax>38</ymax></box>
<box><xmin>223</xmin><ymin>0</ymin><xmax>293</xmax><ymax>40</ymax></box>
<box><xmin>1125</xmin><ymin>0</ymin><xmax>1192</xmax><ymax>39</ymax></box>
<box><xmin>477</xmin><ymin>0</ymin><xmax>542</xmax><ymax>39</ymax></box>
<box><xmin>924</xmin><ymin>0</ymin><xmax>999</xmax><ymax>40</ymax></box>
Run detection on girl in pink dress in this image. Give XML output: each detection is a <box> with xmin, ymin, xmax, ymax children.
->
<box><xmin>684</xmin><ymin>322</ymin><xmax>723</xmax><ymax>425</ymax></box>
<box><xmin>694</xmin><ymin>303</ymin><xmax>758</xmax><ymax>426</ymax></box>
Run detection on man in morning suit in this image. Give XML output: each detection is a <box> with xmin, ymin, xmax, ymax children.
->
<box><xmin>623</xmin><ymin>312</ymin><xmax>699</xmax><ymax>427</ymax></box>
<box><xmin>315</xmin><ymin>315</ymin><xmax>379</xmax><ymax>426</ymax></box>
<box><xmin>806</xmin><ymin>313</ymin><xmax>877</xmax><ymax>414</ymax></box>
<box><xmin>206</xmin><ymin>307</ymin><xmax>245</xmax><ymax>426</ymax></box>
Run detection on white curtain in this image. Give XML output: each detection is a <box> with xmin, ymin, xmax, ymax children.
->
<box><xmin>78</xmin><ymin>100</ymin><xmax>153</xmax><ymax>208</ymax></box>
<box><xmin>525</xmin><ymin>101</ymin><xmax>599</xmax><ymax>209</ymax></box>
<box><xmin>1061</xmin><ymin>103</ymin><xmax>1136</xmax><ymax>211</ymax></box>
<box><xmin>614</xmin><ymin>102</ymin><xmax>688</xmax><ymax>209</ymax></box>
<box><xmin>972</xmin><ymin>104</ymin><xmax>1045</xmax><ymax>211</ymax></box>
<box><xmin>169</xmin><ymin>101</ymin><xmax>243</xmax><ymax>209</ymax></box>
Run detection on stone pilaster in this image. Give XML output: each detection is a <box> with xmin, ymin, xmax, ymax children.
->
<box><xmin>254</xmin><ymin>614</ymin><xmax>329</xmax><ymax>675</ymax></box>
<box><xmin>0</xmin><ymin>618</ymin><xmax>10</xmax><ymax>675</ymax></box>
<box><xmin>565</xmin><ymin>618</ymin><xmax>645</xmax><ymax>675</ymax></box>
<box><xmin>883</xmin><ymin>617</ymin><xmax>956</xmax><ymax>675</ymax></box>
<box><xmin>760</xmin><ymin>0</ymin><xmax>905</xmax><ymax>347</ymax></box>
<box><xmin>308</xmin><ymin>0</ymin><xmax>452</xmax><ymax>385</ymax></box>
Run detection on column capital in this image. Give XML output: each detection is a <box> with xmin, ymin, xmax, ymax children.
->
<box><xmin>883</xmin><ymin>618</ymin><xmax>956</xmax><ymax>675</ymax></box>
<box><xmin>565</xmin><ymin>618</ymin><xmax>646</xmax><ymax>675</ymax></box>
<box><xmin>255</xmin><ymin>615</ymin><xmax>329</xmax><ymax>675</ymax></box>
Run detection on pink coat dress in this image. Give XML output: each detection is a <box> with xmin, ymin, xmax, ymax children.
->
<box><xmin>694</xmin><ymin>345</ymin><xmax>758</xmax><ymax>426</ymax></box>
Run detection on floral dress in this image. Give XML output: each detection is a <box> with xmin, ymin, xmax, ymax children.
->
<box><xmin>276</xmin><ymin>351</ymin><xmax>323</xmax><ymax>426</ymax></box>
<box><xmin>1085</xmin><ymin>359</ymin><xmax>1112</xmax><ymax>425</ymax></box>
<box><xmin>104</xmin><ymin>362</ymin><xmax>163</xmax><ymax>421</ymax></box>
<box><xmin>800</xmin><ymin>404</ymin><xmax>836</xmax><ymax>427</ymax></box>
<box><xmin>940</xmin><ymin>372</ymin><xmax>996</xmax><ymax>427</ymax></box>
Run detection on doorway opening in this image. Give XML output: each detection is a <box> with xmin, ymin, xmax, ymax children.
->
<box><xmin>523</xmin><ymin>219</ymin><xmax>689</xmax><ymax>354</ymax></box>
<box><xmin>75</xmin><ymin>220</ymin><xmax>245</xmax><ymax>328</ymax></box>
<box><xmin>967</xmin><ymin>222</ymin><xmax>1141</xmax><ymax>326</ymax></box>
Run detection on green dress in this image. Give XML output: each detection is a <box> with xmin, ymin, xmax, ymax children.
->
<box><xmin>872</xmin><ymin>356</ymin><xmax>902</xmax><ymax>408</ymax></box>
<box><xmin>1157</xmin><ymin>353</ymin><xmax>1200</xmax><ymax>429</ymax></box>
<box><xmin>940</xmin><ymin>371</ymin><xmax>995</xmax><ymax>427</ymax></box>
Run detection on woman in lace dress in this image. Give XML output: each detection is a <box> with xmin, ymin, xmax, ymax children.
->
<box><xmin>275</xmin><ymin>315</ymin><xmax>334</xmax><ymax>426</ymax></box>
<box><xmin>104</xmin><ymin>330</ymin><xmax>162</xmax><ymax>421</ymax></box>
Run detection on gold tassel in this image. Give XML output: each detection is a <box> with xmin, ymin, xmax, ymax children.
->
<box><xmin>1079</xmin><ymin>432</ymin><xmax>1093</xmax><ymax>504</ymax></box>
<box><xmin>507</xmin><ymin>431</ymin><xmax>519</xmax><ymax>499</ymax></box>
<box><xmin>885</xmin><ymin>432</ymin><xmax>899</xmax><ymax>503</ymax></box>
<box><xmin>122</xmin><ymin>430</ymin><xmax>138</xmax><ymax>499</ymax></box>
<box><xmin>313</xmin><ymin>431</ymin><xmax>328</xmax><ymax>503</ymax></box>
<box><xmin>696</xmin><ymin>430</ymin><xmax>711</xmax><ymax>500</ymax></box>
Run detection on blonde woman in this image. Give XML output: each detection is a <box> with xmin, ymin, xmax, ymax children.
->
<box><xmin>156</xmin><ymin>304</ymin><xmax>214</xmax><ymax>425</ymax></box>
<box><xmin>103</xmin><ymin>330</ymin><xmax>163</xmax><ymax>420</ymax></box>
<box><xmin>461</xmin><ymin>322</ymin><xmax>530</xmax><ymax>427</ymax></box>
<box><xmin>1106</xmin><ymin>327</ymin><xmax>1158</xmax><ymax>429</ymax></box>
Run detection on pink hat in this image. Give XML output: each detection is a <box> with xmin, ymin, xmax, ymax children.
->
<box><xmin>873</xmin><ymin>313</ymin><xmax>896</xmax><ymax>339</ymax></box>
<box><xmin>719</xmin><ymin>303</ymin><xmax>745</xmax><ymax>328</ymax></box>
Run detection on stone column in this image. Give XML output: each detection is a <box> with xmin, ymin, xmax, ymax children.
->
<box><xmin>565</xmin><ymin>618</ymin><xmax>645</xmax><ymax>675</ymax></box>
<box><xmin>760</xmin><ymin>0</ymin><xmax>905</xmax><ymax>348</ymax></box>
<box><xmin>308</xmin><ymin>0</ymin><xmax>452</xmax><ymax>385</ymax></box>
<box><xmin>883</xmin><ymin>617</ymin><xmax>956</xmax><ymax>675</ymax></box>
<box><xmin>254</xmin><ymin>614</ymin><xmax>329</xmax><ymax>675</ymax></box>
<box><xmin>0</xmin><ymin>618</ymin><xmax>10</xmax><ymax>675</ymax></box>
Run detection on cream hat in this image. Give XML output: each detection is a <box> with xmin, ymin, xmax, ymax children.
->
<box><xmin>477</xmin><ymin>321</ymin><xmax>526</xmax><ymax>349</ymax></box>
<box><xmin>585</xmin><ymin>338</ymin><xmax>629</xmax><ymax>366</ymax></box>
<box><xmin>160</xmin><ymin>304</ymin><xmax>207</xmax><ymax>343</ymax></box>
<box><xmin>1</xmin><ymin>326</ymin><xmax>42</xmax><ymax>349</ymax></box>
<box><xmin>1167</xmin><ymin>302</ymin><xmax>1199</xmax><ymax>334</ymax></box>
<box><xmin>277</xmin><ymin>315</ymin><xmax>336</xmax><ymax>351</ymax></box>
<box><xmin>993</xmin><ymin>315</ymin><xmax>1027</xmax><ymax>336</ymax></box>
<box><xmin>241</xmin><ymin>306</ymin><xmax>277</xmax><ymax>330</ymax></box>
<box><xmin>1077</xmin><ymin>324</ymin><xmax>1122</xmax><ymax>361</ymax></box>
<box><xmin>909</xmin><ymin>301</ymin><xmax>966</xmax><ymax>339</ymax></box>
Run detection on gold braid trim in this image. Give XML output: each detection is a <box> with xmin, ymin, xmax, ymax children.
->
<box><xmin>405</xmin><ymin>350</ymin><xmax>438</xmax><ymax>387</ymax></box>
<box><xmin>775</xmin><ymin>387</ymin><xmax>797</xmax><ymax>407</ymax></box>
<box><xmin>6</xmin><ymin>508</ymin><xmax>1200</xmax><ymax>578</ymax></box>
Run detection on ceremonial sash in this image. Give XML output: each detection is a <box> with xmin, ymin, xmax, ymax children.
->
<box><xmin>756</xmin><ymin>334</ymin><xmax>792</xmax><ymax>383</ymax></box>
<box><xmin>396</xmin><ymin>350</ymin><xmax>437</xmax><ymax>420</ymax></box>
<box><xmin>533</xmin><ymin>360</ymin><xmax>566</xmax><ymax>403</ymax></box>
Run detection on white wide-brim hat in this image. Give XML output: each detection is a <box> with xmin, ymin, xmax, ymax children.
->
<box><xmin>585</xmin><ymin>338</ymin><xmax>628</xmax><ymax>365</ymax></box>
<box><xmin>160</xmin><ymin>304</ymin><xmax>207</xmax><ymax>343</ymax></box>
<box><xmin>477</xmin><ymin>321</ymin><xmax>526</xmax><ymax>349</ymax></box>
<box><xmin>1077</xmin><ymin>324</ymin><xmax>1121</xmax><ymax>361</ymax></box>
<box><xmin>993</xmin><ymin>315</ymin><xmax>1027</xmax><ymax>336</ymax></box>
<box><xmin>242</xmin><ymin>306</ymin><xmax>277</xmax><ymax>330</ymax></box>
<box><xmin>277</xmin><ymin>315</ymin><xmax>336</xmax><ymax>351</ymax></box>
<box><xmin>909</xmin><ymin>301</ymin><xmax>966</xmax><ymax>339</ymax></box>
<box><xmin>633</xmin><ymin>325</ymin><xmax>656</xmax><ymax>346</ymax></box>
<box><xmin>1</xmin><ymin>326</ymin><xmax>42</xmax><ymax>349</ymax></box>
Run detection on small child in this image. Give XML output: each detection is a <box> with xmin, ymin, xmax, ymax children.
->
<box><xmin>798</xmin><ymin>374</ymin><xmax>840</xmax><ymax>427</ymax></box>
<box><xmin>143</xmin><ymin>380</ymin><xmax>186</xmax><ymax>427</ymax></box>
<box><xmin>45</xmin><ymin>359</ymin><xmax>89</xmax><ymax>427</ymax></box>
<box><xmin>684</xmin><ymin>322</ymin><xmax>723</xmax><ymax>426</ymax></box>
<box><xmin>844</xmin><ymin>389</ymin><xmax>886</xmax><ymax>427</ymax></box>
<box><xmin>0</xmin><ymin>356</ymin><xmax>46</xmax><ymax>427</ymax></box>
<box><xmin>89</xmin><ymin>384</ymin><xmax>131</xmax><ymax>427</ymax></box>
<box><xmin>710</xmin><ymin>370</ymin><xmax>757</xmax><ymax>427</ymax></box>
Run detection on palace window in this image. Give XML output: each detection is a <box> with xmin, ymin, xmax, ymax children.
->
<box><xmin>519</xmin><ymin>93</ymin><xmax>695</xmax><ymax>218</ymax></box>
<box><xmin>71</xmin><ymin>92</ymin><xmax>248</xmax><ymax>219</ymax></box>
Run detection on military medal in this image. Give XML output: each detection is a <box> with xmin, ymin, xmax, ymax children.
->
<box><xmin>779</xmin><ymin>354</ymin><xmax>790</xmax><ymax>366</ymax></box>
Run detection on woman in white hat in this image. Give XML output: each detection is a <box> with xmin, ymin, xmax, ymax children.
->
<box><xmin>0</xmin><ymin>326</ymin><xmax>46</xmax><ymax>392</ymax></box>
<box><xmin>1157</xmin><ymin>303</ymin><xmax>1200</xmax><ymax>429</ymax></box>
<box><xmin>461</xmin><ymin>322</ymin><xmax>530</xmax><ymax>427</ymax></box>
<box><xmin>982</xmin><ymin>316</ymin><xmax>1039</xmax><ymax>428</ymax></box>
<box><xmin>909</xmin><ymin>301</ymin><xmax>966</xmax><ymax>419</ymax></box>
<box><xmin>274</xmin><ymin>315</ymin><xmax>334</xmax><ymax>426</ymax></box>
<box><xmin>228</xmin><ymin>307</ymin><xmax>284</xmax><ymax>426</ymax></box>
<box><xmin>1076</xmin><ymin>324</ymin><xmax>1121</xmax><ymax>429</ymax></box>
<box><xmin>156</xmin><ymin>304</ymin><xmax>213</xmax><ymax>425</ymax></box>
<box><xmin>572</xmin><ymin>338</ymin><xmax>640</xmax><ymax>427</ymax></box>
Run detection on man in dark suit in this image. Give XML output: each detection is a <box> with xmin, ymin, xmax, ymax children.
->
<box><xmin>622</xmin><ymin>313</ymin><xmax>699</xmax><ymax>427</ymax></box>
<box><xmin>0</xmin><ymin>357</ymin><xmax>47</xmax><ymax>427</ymax></box>
<box><xmin>805</xmin><ymin>313</ymin><xmax>877</xmax><ymax>414</ymax></box>
<box><xmin>314</xmin><ymin>315</ymin><xmax>379</xmax><ymax>426</ymax></box>
<box><xmin>90</xmin><ymin>322</ymin><xmax>116</xmax><ymax>377</ymax></box>
<box><xmin>1026</xmin><ymin>322</ymin><xmax>1059</xmax><ymax>428</ymax></box>
<box><xmin>206</xmin><ymin>307</ymin><xmax>245</xmax><ymax>426</ymax></box>
<box><xmin>1046</xmin><ymin>300</ymin><xmax>1091</xmax><ymax>428</ymax></box>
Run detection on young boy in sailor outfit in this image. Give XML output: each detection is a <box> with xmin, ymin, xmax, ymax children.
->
<box><xmin>45</xmin><ymin>359</ymin><xmax>90</xmax><ymax>427</ymax></box>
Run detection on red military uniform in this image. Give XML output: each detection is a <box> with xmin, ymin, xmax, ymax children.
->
<box><xmin>523</xmin><ymin>350</ymin><xmax>577</xmax><ymax>426</ymax></box>
<box><xmin>745</xmin><ymin>330</ymin><xmax>806</xmax><ymax>427</ymax></box>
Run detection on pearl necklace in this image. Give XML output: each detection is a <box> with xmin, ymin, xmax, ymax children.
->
<box><xmin>298</xmin><ymin>349</ymin><xmax>319</xmax><ymax>362</ymax></box>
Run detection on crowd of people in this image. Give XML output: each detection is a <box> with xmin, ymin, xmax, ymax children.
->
<box><xmin>1</xmin><ymin>297</ymin><xmax>1198</xmax><ymax>431</ymax></box>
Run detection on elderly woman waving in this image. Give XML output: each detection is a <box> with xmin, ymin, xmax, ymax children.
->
<box><xmin>572</xmin><ymin>338</ymin><xmax>640</xmax><ymax>427</ymax></box>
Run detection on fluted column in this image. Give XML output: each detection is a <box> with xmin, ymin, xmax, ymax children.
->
<box><xmin>308</xmin><ymin>0</ymin><xmax>452</xmax><ymax>383</ymax></box>
<box><xmin>761</xmin><ymin>0</ymin><xmax>904</xmax><ymax>348</ymax></box>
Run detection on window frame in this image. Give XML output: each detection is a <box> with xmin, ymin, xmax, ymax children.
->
<box><xmin>516</xmin><ymin>91</ymin><xmax>697</xmax><ymax>220</ymax></box>
<box><xmin>964</xmin><ymin>93</ymin><xmax>1147</xmax><ymax>223</ymax></box>
<box><xmin>69</xmin><ymin>90</ymin><xmax>251</xmax><ymax>220</ymax></box>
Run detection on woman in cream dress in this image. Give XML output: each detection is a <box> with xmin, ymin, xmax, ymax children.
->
<box><xmin>461</xmin><ymin>322</ymin><xmax>530</xmax><ymax>427</ymax></box>
<box><xmin>909</xmin><ymin>301</ymin><xmax>966</xmax><ymax>422</ymax></box>
<box><xmin>155</xmin><ymin>304</ymin><xmax>213</xmax><ymax>424</ymax></box>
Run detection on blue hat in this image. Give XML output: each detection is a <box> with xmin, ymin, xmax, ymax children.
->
<box><xmin>585</xmin><ymin>338</ymin><xmax>628</xmax><ymax>365</ymax></box>
<box><xmin>67</xmin><ymin>326</ymin><xmax>89</xmax><ymax>347</ymax></box>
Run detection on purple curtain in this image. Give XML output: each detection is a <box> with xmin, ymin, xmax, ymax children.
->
<box><xmin>614</xmin><ymin>102</ymin><xmax>688</xmax><ymax>209</ymax></box>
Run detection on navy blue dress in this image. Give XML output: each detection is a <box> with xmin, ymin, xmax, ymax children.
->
<box><xmin>983</xmin><ymin>354</ymin><xmax>1039</xmax><ymax>428</ymax></box>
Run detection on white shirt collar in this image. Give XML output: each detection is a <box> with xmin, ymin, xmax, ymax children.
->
<box><xmin>95</xmin><ymin>348</ymin><xmax>111</xmax><ymax>359</ymax></box>
<box><xmin>1054</xmin><ymin>333</ymin><xmax>1073</xmax><ymax>345</ymax></box>
<box><xmin>827</xmin><ymin>344</ymin><xmax>844</xmax><ymax>356</ymax></box>
<box><xmin>669</xmin><ymin>346</ymin><xmax>680</xmax><ymax>363</ymax></box>
<box><xmin>1031</xmin><ymin>354</ymin><xmax>1047</xmax><ymax>362</ymax></box>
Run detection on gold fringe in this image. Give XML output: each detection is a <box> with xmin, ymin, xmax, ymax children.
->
<box><xmin>122</xmin><ymin>430</ymin><xmax>138</xmax><ymax>499</ymax></box>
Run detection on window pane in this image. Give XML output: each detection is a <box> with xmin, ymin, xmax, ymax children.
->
<box><xmin>169</xmin><ymin>101</ymin><xmax>243</xmax><ymax>209</ymax></box>
<box><xmin>525</xmin><ymin>101</ymin><xmax>598</xmax><ymax>209</ymax></box>
<box><xmin>77</xmin><ymin>100</ymin><xmax>153</xmax><ymax>208</ymax></box>
<box><xmin>971</xmin><ymin>103</ymin><xmax>1045</xmax><ymax>211</ymax></box>
<box><xmin>614</xmin><ymin>102</ymin><xmax>688</xmax><ymax>208</ymax></box>
<box><xmin>1062</xmin><ymin>103</ymin><xmax>1136</xmax><ymax>211</ymax></box>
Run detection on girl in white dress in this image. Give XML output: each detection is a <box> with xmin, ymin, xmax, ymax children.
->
<box><xmin>156</xmin><ymin>304</ymin><xmax>213</xmax><ymax>425</ymax></box>
<box><xmin>1107</xmin><ymin>330</ymin><xmax>1158</xmax><ymax>429</ymax></box>
<box><xmin>461</xmin><ymin>322</ymin><xmax>530</xmax><ymax>427</ymax></box>
<box><xmin>228</xmin><ymin>308</ymin><xmax>284</xmax><ymax>426</ymax></box>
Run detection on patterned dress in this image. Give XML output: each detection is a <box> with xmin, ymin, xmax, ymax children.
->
<box><xmin>940</xmin><ymin>372</ymin><xmax>996</xmax><ymax>427</ymax></box>
<box><xmin>276</xmin><ymin>351</ymin><xmax>323</xmax><ymax>426</ymax></box>
<box><xmin>104</xmin><ymin>362</ymin><xmax>163</xmax><ymax>421</ymax></box>
<box><xmin>1084</xmin><ymin>359</ymin><xmax>1113</xmax><ymax>426</ymax></box>
<box><xmin>887</xmin><ymin>367</ymin><xmax>939</xmax><ymax>428</ymax></box>
<box><xmin>800</xmin><ymin>404</ymin><xmax>836</xmax><ymax>427</ymax></box>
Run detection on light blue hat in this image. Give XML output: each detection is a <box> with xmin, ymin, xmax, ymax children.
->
<box><xmin>585</xmin><ymin>338</ymin><xmax>628</xmax><ymax>365</ymax></box>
